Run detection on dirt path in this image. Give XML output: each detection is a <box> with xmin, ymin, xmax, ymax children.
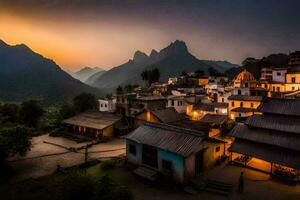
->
<box><xmin>7</xmin><ymin>134</ymin><xmax>125</xmax><ymax>182</ymax></box>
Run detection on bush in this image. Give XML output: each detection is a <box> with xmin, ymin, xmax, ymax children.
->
<box><xmin>100</xmin><ymin>158</ymin><xmax>122</xmax><ymax>170</ymax></box>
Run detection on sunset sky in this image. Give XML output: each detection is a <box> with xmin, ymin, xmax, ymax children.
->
<box><xmin>0</xmin><ymin>0</ymin><xmax>300</xmax><ymax>71</ymax></box>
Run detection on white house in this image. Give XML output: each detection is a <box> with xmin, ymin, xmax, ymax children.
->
<box><xmin>272</xmin><ymin>68</ymin><xmax>287</xmax><ymax>83</ymax></box>
<box><xmin>167</xmin><ymin>95</ymin><xmax>188</xmax><ymax>113</ymax></box>
<box><xmin>99</xmin><ymin>98</ymin><xmax>117</xmax><ymax>112</ymax></box>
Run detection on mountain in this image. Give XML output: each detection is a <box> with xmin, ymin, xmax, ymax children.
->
<box><xmin>72</xmin><ymin>67</ymin><xmax>105</xmax><ymax>82</ymax></box>
<box><xmin>85</xmin><ymin>70</ymin><xmax>106</xmax><ymax>85</ymax></box>
<box><xmin>0</xmin><ymin>40</ymin><xmax>100</xmax><ymax>103</ymax></box>
<box><xmin>91</xmin><ymin>40</ymin><xmax>239</xmax><ymax>91</ymax></box>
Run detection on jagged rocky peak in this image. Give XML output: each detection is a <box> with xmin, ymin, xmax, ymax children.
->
<box><xmin>159</xmin><ymin>40</ymin><xmax>189</xmax><ymax>58</ymax></box>
<box><xmin>133</xmin><ymin>50</ymin><xmax>148</xmax><ymax>63</ymax></box>
<box><xmin>150</xmin><ymin>49</ymin><xmax>159</xmax><ymax>58</ymax></box>
<box><xmin>0</xmin><ymin>39</ymin><xmax>8</xmax><ymax>47</ymax></box>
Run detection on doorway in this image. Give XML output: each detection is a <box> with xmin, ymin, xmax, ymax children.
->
<box><xmin>142</xmin><ymin>145</ymin><xmax>158</xmax><ymax>168</ymax></box>
<box><xmin>195</xmin><ymin>150</ymin><xmax>205</xmax><ymax>175</ymax></box>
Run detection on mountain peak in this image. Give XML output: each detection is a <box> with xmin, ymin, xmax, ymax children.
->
<box><xmin>133</xmin><ymin>50</ymin><xmax>148</xmax><ymax>63</ymax></box>
<box><xmin>0</xmin><ymin>40</ymin><xmax>8</xmax><ymax>47</ymax></box>
<box><xmin>150</xmin><ymin>49</ymin><xmax>158</xmax><ymax>58</ymax></box>
<box><xmin>169</xmin><ymin>40</ymin><xmax>188</xmax><ymax>52</ymax></box>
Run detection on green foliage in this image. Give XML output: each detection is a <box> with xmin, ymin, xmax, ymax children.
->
<box><xmin>73</xmin><ymin>93</ymin><xmax>98</xmax><ymax>113</ymax></box>
<box><xmin>94</xmin><ymin>175</ymin><xmax>133</xmax><ymax>200</ymax></box>
<box><xmin>100</xmin><ymin>158</ymin><xmax>121</xmax><ymax>171</ymax></box>
<box><xmin>208</xmin><ymin>67</ymin><xmax>222</xmax><ymax>77</ymax></box>
<box><xmin>116</xmin><ymin>85</ymin><xmax>123</xmax><ymax>94</ymax></box>
<box><xmin>48</xmin><ymin>170</ymin><xmax>132</xmax><ymax>200</ymax></box>
<box><xmin>221</xmin><ymin>119</ymin><xmax>236</xmax><ymax>134</ymax></box>
<box><xmin>141</xmin><ymin>68</ymin><xmax>160</xmax><ymax>86</ymax></box>
<box><xmin>58</xmin><ymin>104</ymin><xmax>76</xmax><ymax>120</ymax></box>
<box><xmin>0</xmin><ymin>103</ymin><xmax>19</xmax><ymax>123</ymax></box>
<box><xmin>19</xmin><ymin>100</ymin><xmax>44</xmax><ymax>128</ymax></box>
<box><xmin>194</xmin><ymin>69</ymin><xmax>205</xmax><ymax>77</ymax></box>
<box><xmin>0</xmin><ymin>126</ymin><xmax>31</xmax><ymax>163</ymax></box>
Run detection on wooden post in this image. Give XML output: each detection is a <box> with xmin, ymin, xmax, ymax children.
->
<box><xmin>270</xmin><ymin>163</ymin><xmax>273</xmax><ymax>175</ymax></box>
<box><xmin>85</xmin><ymin>144</ymin><xmax>88</xmax><ymax>163</ymax></box>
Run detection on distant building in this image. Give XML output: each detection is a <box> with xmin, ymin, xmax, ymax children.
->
<box><xmin>167</xmin><ymin>95</ymin><xmax>189</xmax><ymax>113</ymax></box>
<box><xmin>126</xmin><ymin>123</ymin><xmax>226</xmax><ymax>183</ymax></box>
<box><xmin>228</xmin><ymin>95</ymin><xmax>262</xmax><ymax>120</ymax></box>
<box><xmin>234</xmin><ymin>70</ymin><xmax>257</xmax><ymax>88</ymax></box>
<box><xmin>260</xmin><ymin>68</ymin><xmax>273</xmax><ymax>81</ymax></box>
<box><xmin>288</xmin><ymin>51</ymin><xmax>300</xmax><ymax>66</ymax></box>
<box><xmin>98</xmin><ymin>98</ymin><xmax>116</xmax><ymax>112</ymax></box>
<box><xmin>187</xmin><ymin>102</ymin><xmax>228</xmax><ymax>120</ymax></box>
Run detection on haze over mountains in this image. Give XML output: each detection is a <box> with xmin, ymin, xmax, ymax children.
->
<box><xmin>0</xmin><ymin>40</ymin><xmax>99</xmax><ymax>103</ymax></box>
<box><xmin>70</xmin><ymin>67</ymin><xmax>105</xmax><ymax>83</ymax></box>
<box><xmin>89</xmin><ymin>40</ymin><xmax>239</xmax><ymax>92</ymax></box>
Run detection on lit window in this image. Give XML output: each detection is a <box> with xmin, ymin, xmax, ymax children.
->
<box><xmin>292</xmin><ymin>77</ymin><xmax>296</xmax><ymax>83</ymax></box>
<box><xmin>231</xmin><ymin>101</ymin><xmax>235</xmax><ymax>107</ymax></box>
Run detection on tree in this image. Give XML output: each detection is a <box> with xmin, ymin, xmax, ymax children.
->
<box><xmin>59</xmin><ymin>104</ymin><xmax>76</xmax><ymax>120</ymax></box>
<box><xmin>208</xmin><ymin>67</ymin><xmax>222</xmax><ymax>77</ymax></box>
<box><xmin>19</xmin><ymin>100</ymin><xmax>44</xmax><ymax>128</ymax></box>
<box><xmin>73</xmin><ymin>93</ymin><xmax>98</xmax><ymax>113</ymax></box>
<box><xmin>0</xmin><ymin>126</ymin><xmax>31</xmax><ymax>163</ymax></box>
<box><xmin>116</xmin><ymin>86</ymin><xmax>123</xmax><ymax>94</ymax></box>
<box><xmin>0</xmin><ymin>103</ymin><xmax>19</xmax><ymax>123</ymax></box>
<box><xmin>194</xmin><ymin>69</ymin><xmax>204</xmax><ymax>77</ymax></box>
<box><xmin>140</xmin><ymin>68</ymin><xmax>160</xmax><ymax>86</ymax></box>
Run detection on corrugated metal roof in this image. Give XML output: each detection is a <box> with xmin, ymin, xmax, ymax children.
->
<box><xmin>229</xmin><ymin>139</ymin><xmax>300</xmax><ymax>169</ymax></box>
<box><xmin>229</xmin><ymin>124</ymin><xmax>300</xmax><ymax>151</ymax></box>
<box><xmin>257</xmin><ymin>98</ymin><xmax>300</xmax><ymax>116</ymax></box>
<box><xmin>168</xmin><ymin>120</ymin><xmax>210</xmax><ymax>134</ymax></box>
<box><xmin>126</xmin><ymin>122</ymin><xmax>206</xmax><ymax>157</ymax></box>
<box><xmin>231</xmin><ymin>107</ymin><xmax>256</xmax><ymax>113</ymax></box>
<box><xmin>151</xmin><ymin>107</ymin><xmax>188</xmax><ymax>123</ymax></box>
<box><xmin>63</xmin><ymin>111</ymin><xmax>122</xmax><ymax>130</ymax></box>
<box><xmin>199</xmin><ymin>114</ymin><xmax>228</xmax><ymax>125</ymax></box>
<box><xmin>245</xmin><ymin>114</ymin><xmax>300</xmax><ymax>134</ymax></box>
<box><xmin>228</xmin><ymin>95</ymin><xmax>262</xmax><ymax>101</ymax></box>
<box><xmin>194</xmin><ymin>102</ymin><xmax>228</xmax><ymax>111</ymax></box>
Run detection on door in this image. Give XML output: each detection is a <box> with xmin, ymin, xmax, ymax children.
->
<box><xmin>142</xmin><ymin>145</ymin><xmax>158</xmax><ymax>168</ymax></box>
<box><xmin>195</xmin><ymin>150</ymin><xmax>204</xmax><ymax>175</ymax></box>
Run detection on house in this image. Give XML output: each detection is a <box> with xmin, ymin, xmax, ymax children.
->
<box><xmin>134</xmin><ymin>107</ymin><xmax>188</xmax><ymax>128</ymax></box>
<box><xmin>233</xmin><ymin>70</ymin><xmax>257</xmax><ymax>88</ymax></box>
<box><xmin>228</xmin><ymin>98</ymin><xmax>300</xmax><ymax>182</ymax></box>
<box><xmin>199</xmin><ymin>114</ymin><xmax>228</xmax><ymax>138</ymax></box>
<box><xmin>98</xmin><ymin>98</ymin><xmax>116</xmax><ymax>112</ymax></box>
<box><xmin>62</xmin><ymin>111</ymin><xmax>123</xmax><ymax>139</ymax></box>
<box><xmin>167</xmin><ymin>95</ymin><xmax>189</xmax><ymax>113</ymax></box>
<box><xmin>126</xmin><ymin>122</ymin><xmax>226</xmax><ymax>183</ymax></box>
<box><xmin>187</xmin><ymin>102</ymin><xmax>228</xmax><ymax>120</ymax></box>
<box><xmin>228</xmin><ymin>95</ymin><xmax>262</xmax><ymax>120</ymax></box>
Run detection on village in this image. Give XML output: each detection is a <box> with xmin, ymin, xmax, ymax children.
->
<box><xmin>3</xmin><ymin>51</ymin><xmax>300</xmax><ymax>199</ymax></box>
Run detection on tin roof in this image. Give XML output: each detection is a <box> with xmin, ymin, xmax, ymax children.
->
<box><xmin>245</xmin><ymin>114</ymin><xmax>300</xmax><ymax>134</ymax></box>
<box><xmin>199</xmin><ymin>114</ymin><xmax>228</xmax><ymax>125</ymax></box>
<box><xmin>151</xmin><ymin>107</ymin><xmax>188</xmax><ymax>123</ymax></box>
<box><xmin>229</xmin><ymin>124</ymin><xmax>300</xmax><ymax>151</ymax></box>
<box><xmin>228</xmin><ymin>95</ymin><xmax>262</xmax><ymax>101</ymax></box>
<box><xmin>257</xmin><ymin>98</ymin><xmax>300</xmax><ymax>116</ymax></box>
<box><xmin>126</xmin><ymin>122</ymin><xmax>206</xmax><ymax>157</ymax></box>
<box><xmin>63</xmin><ymin>111</ymin><xmax>122</xmax><ymax>130</ymax></box>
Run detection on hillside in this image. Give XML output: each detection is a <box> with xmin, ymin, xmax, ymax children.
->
<box><xmin>91</xmin><ymin>40</ymin><xmax>239</xmax><ymax>91</ymax></box>
<box><xmin>0</xmin><ymin>40</ymin><xmax>100</xmax><ymax>103</ymax></box>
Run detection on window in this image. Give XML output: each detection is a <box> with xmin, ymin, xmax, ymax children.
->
<box><xmin>105</xmin><ymin>104</ymin><xmax>107</xmax><ymax>107</ymax></box>
<box><xmin>245</xmin><ymin>83</ymin><xmax>249</xmax><ymax>88</ymax></box>
<box><xmin>292</xmin><ymin>87</ymin><xmax>295</xmax><ymax>90</ymax></box>
<box><xmin>129</xmin><ymin>144</ymin><xmax>136</xmax><ymax>156</ymax></box>
<box><xmin>273</xmin><ymin>86</ymin><xmax>275</xmax><ymax>91</ymax></box>
<box><xmin>238</xmin><ymin>90</ymin><xmax>242</xmax><ymax>95</ymax></box>
<box><xmin>240</xmin><ymin>102</ymin><xmax>243</xmax><ymax>107</ymax></box>
<box><xmin>171</xmin><ymin>100</ymin><xmax>174</xmax><ymax>106</ymax></box>
<box><xmin>215</xmin><ymin>146</ymin><xmax>220</xmax><ymax>153</ymax></box>
<box><xmin>277</xmin><ymin>87</ymin><xmax>280</xmax><ymax>92</ymax></box>
<box><xmin>231</xmin><ymin>101</ymin><xmax>235</xmax><ymax>107</ymax></box>
<box><xmin>250</xmin><ymin>103</ymin><xmax>254</xmax><ymax>108</ymax></box>
<box><xmin>277</xmin><ymin>72</ymin><xmax>281</xmax><ymax>76</ymax></box>
<box><xmin>222</xmin><ymin>98</ymin><xmax>224</xmax><ymax>103</ymax></box>
<box><xmin>162</xmin><ymin>160</ymin><xmax>172</xmax><ymax>171</ymax></box>
<box><xmin>292</xmin><ymin>77</ymin><xmax>296</xmax><ymax>83</ymax></box>
<box><xmin>100</xmin><ymin>104</ymin><xmax>103</xmax><ymax>107</ymax></box>
<box><xmin>177</xmin><ymin>101</ymin><xmax>180</xmax><ymax>106</ymax></box>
